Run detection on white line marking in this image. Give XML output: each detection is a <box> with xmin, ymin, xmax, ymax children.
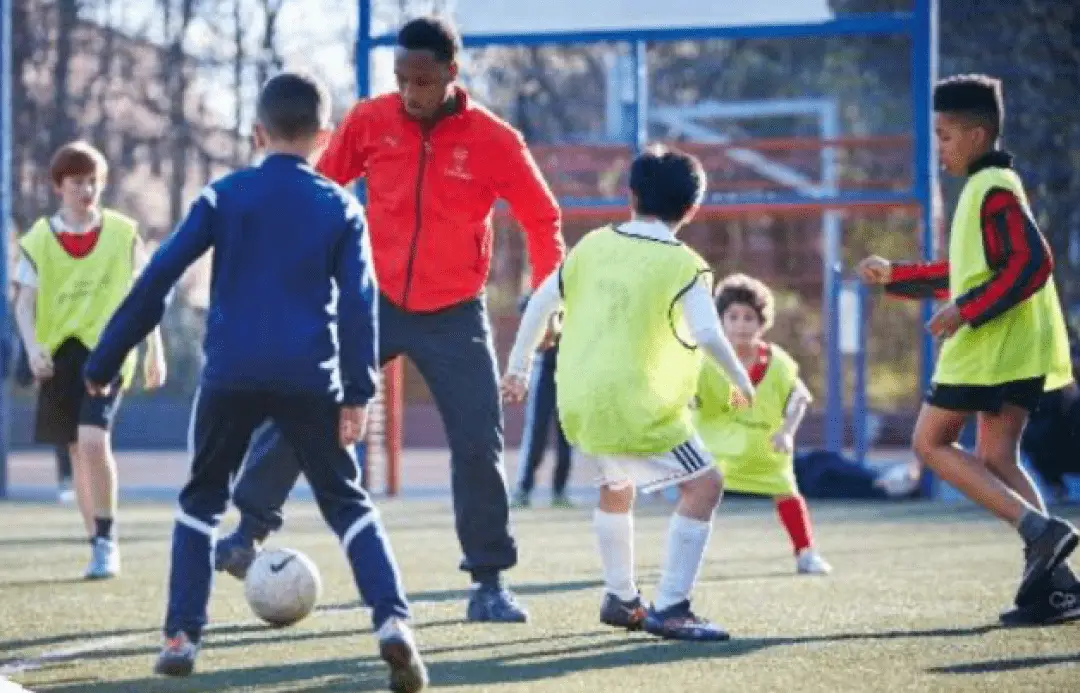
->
<box><xmin>0</xmin><ymin>602</ymin><xmax>370</xmax><ymax>678</ymax></box>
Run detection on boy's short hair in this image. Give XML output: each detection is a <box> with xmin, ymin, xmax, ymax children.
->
<box><xmin>715</xmin><ymin>273</ymin><xmax>775</xmax><ymax>331</ymax></box>
<box><xmin>629</xmin><ymin>145</ymin><xmax>707</xmax><ymax>224</ymax></box>
<box><xmin>398</xmin><ymin>16</ymin><xmax>460</xmax><ymax>63</ymax></box>
<box><xmin>49</xmin><ymin>141</ymin><xmax>108</xmax><ymax>186</ymax></box>
<box><xmin>256</xmin><ymin>71</ymin><xmax>331</xmax><ymax>140</ymax></box>
<box><xmin>933</xmin><ymin>74</ymin><xmax>1004</xmax><ymax>142</ymax></box>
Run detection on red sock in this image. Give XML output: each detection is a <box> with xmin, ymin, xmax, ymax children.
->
<box><xmin>775</xmin><ymin>496</ymin><xmax>813</xmax><ymax>554</ymax></box>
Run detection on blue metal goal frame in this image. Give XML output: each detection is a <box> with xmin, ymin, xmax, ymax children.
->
<box><xmin>353</xmin><ymin>0</ymin><xmax>939</xmax><ymax>469</ymax></box>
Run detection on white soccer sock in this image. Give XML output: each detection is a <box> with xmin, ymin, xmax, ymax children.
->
<box><xmin>593</xmin><ymin>509</ymin><xmax>638</xmax><ymax>602</ymax></box>
<box><xmin>654</xmin><ymin>513</ymin><xmax>713</xmax><ymax>612</ymax></box>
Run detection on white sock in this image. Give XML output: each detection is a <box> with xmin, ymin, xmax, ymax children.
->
<box><xmin>654</xmin><ymin>513</ymin><xmax>713</xmax><ymax>612</ymax></box>
<box><xmin>593</xmin><ymin>509</ymin><xmax>637</xmax><ymax>602</ymax></box>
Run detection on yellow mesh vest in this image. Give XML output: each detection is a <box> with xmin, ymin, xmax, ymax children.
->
<box><xmin>556</xmin><ymin>226</ymin><xmax>710</xmax><ymax>456</ymax></box>
<box><xmin>20</xmin><ymin>209</ymin><xmax>139</xmax><ymax>386</ymax></box>
<box><xmin>934</xmin><ymin>168</ymin><xmax>1072</xmax><ymax>390</ymax></box>
<box><xmin>694</xmin><ymin>343</ymin><xmax>801</xmax><ymax>495</ymax></box>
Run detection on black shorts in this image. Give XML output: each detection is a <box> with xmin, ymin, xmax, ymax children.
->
<box><xmin>926</xmin><ymin>376</ymin><xmax>1046</xmax><ymax>414</ymax></box>
<box><xmin>34</xmin><ymin>338</ymin><xmax>123</xmax><ymax>445</ymax></box>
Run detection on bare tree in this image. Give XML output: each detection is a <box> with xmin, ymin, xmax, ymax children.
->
<box><xmin>254</xmin><ymin>0</ymin><xmax>285</xmax><ymax>88</ymax></box>
<box><xmin>160</xmin><ymin>0</ymin><xmax>200</xmax><ymax>227</ymax></box>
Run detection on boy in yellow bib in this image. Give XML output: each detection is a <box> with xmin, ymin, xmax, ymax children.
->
<box><xmin>694</xmin><ymin>274</ymin><xmax>831</xmax><ymax>575</ymax></box>
<box><xmin>502</xmin><ymin>146</ymin><xmax>755</xmax><ymax>641</ymax></box>
<box><xmin>12</xmin><ymin>141</ymin><xmax>166</xmax><ymax>579</ymax></box>
<box><xmin>858</xmin><ymin>75</ymin><xmax>1078</xmax><ymax>626</ymax></box>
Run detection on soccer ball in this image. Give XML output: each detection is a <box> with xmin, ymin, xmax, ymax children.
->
<box><xmin>244</xmin><ymin>548</ymin><xmax>322</xmax><ymax>627</ymax></box>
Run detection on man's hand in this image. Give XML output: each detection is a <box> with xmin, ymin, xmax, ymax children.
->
<box><xmin>28</xmin><ymin>344</ymin><xmax>53</xmax><ymax>381</ymax></box>
<box><xmin>339</xmin><ymin>405</ymin><xmax>368</xmax><ymax>448</ymax></box>
<box><xmin>856</xmin><ymin>255</ymin><xmax>893</xmax><ymax>285</ymax></box>
<box><xmin>927</xmin><ymin>301</ymin><xmax>963</xmax><ymax>339</ymax></box>
<box><xmin>144</xmin><ymin>354</ymin><xmax>167</xmax><ymax>390</ymax></box>
<box><xmin>85</xmin><ymin>379</ymin><xmax>113</xmax><ymax>397</ymax></box>
<box><xmin>500</xmin><ymin>372</ymin><xmax>529</xmax><ymax>405</ymax></box>
<box><xmin>772</xmin><ymin>430</ymin><xmax>795</xmax><ymax>454</ymax></box>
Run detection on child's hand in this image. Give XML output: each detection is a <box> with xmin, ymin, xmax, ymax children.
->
<box><xmin>926</xmin><ymin>301</ymin><xmax>962</xmax><ymax>338</ymax></box>
<box><xmin>339</xmin><ymin>405</ymin><xmax>368</xmax><ymax>448</ymax></box>
<box><xmin>28</xmin><ymin>344</ymin><xmax>53</xmax><ymax>380</ymax></box>
<box><xmin>500</xmin><ymin>372</ymin><xmax>529</xmax><ymax>405</ymax></box>
<box><xmin>856</xmin><ymin>256</ymin><xmax>893</xmax><ymax>285</ymax></box>
<box><xmin>730</xmin><ymin>386</ymin><xmax>754</xmax><ymax>409</ymax></box>
<box><xmin>85</xmin><ymin>378</ymin><xmax>113</xmax><ymax>397</ymax></box>
<box><xmin>771</xmin><ymin>431</ymin><xmax>795</xmax><ymax>454</ymax></box>
<box><xmin>144</xmin><ymin>354</ymin><xmax>167</xmax><ymax>390</ymax></box>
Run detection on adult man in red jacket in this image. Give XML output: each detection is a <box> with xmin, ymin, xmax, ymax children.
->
<box><xmin>215</xmin><ymin>16</ymin><xmax>564</xmax><ymax>623</ymax></box>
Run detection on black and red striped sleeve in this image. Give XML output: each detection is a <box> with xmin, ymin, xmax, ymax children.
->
<box><xmin>884</xmin><ymin>261</ymin><xmax>950</xmax><ymax>301</ymax></box>
<box><xmin>955</xmin><ymin>188</ymin><xmax>1053</xmax><ymax>328</ymax></box>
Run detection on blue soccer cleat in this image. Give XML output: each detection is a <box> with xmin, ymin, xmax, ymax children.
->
<box><xmin>466</xmin><ymin>584</ymin><xmax>529</xmax><ymax>623</ymax></box>
<box><xmin>643</xmin><ymin>600</ymin><xmax>730</xmax><ymax>642</ymax></box>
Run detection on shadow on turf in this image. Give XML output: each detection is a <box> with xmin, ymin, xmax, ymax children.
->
<box><xmin>31</xmin><ymin>623</ymin><xmax>1012</xmax><ymax>692</ymax></box>
<box><xmin>928</xmin><ymin>651</ymin><xmax>1080</xmax><ymax>674</ymax></box>
<box><xmin>0</xmin><ymin>534</ymin><xmax>163</xmax><ymax>549</ymax></box>
<box><xmin>403</xmin><ymin>578</ymin><xmax>605</xmax><ymax>604</ymax></box>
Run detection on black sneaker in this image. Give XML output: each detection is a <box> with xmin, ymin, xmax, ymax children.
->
<box><xmin>642</xmin><ymin>600</ymin><xmax>730</xmax><ymax>642</ymax></box>
<box><xmin>213</xmin><ymin>531</ymin><xmax>260</xmax><ymax>580</ymax></box>
<box><xmin>1018</xmin><ymin>517</ymin><xmax>1079</xmax><ymax>603</ymax></box>
<box><xmin>599</xmin><ymin>593</ymin><xmax>647</xmax><ymax>631</ymax></box>
<box><xmin>1000</xmin><ymin>581</ymin><xmax>1080</xmax><ymax>627</ymax></box>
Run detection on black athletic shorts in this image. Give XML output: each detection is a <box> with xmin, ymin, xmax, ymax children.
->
<box><xmin>34</xmin><ymin>338</ymin><xmax>123</xmax><ymax>445</ymax></box>
<box><xmin>926</xmin><ymin>376</ymin><xmax>1046</xmax><ymax>414</ymax></box>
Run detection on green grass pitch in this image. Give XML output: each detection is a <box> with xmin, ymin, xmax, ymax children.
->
<box><xmin>0</xmin><ymin>499</ymin><xmax>1077</xmax><ymax>692</ymax></box>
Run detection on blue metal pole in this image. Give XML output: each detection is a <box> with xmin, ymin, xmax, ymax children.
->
<box><xmin>0</xmin><ymin>0</ymin><xmax>11</xmax><ymax>499</ymax></box>
<box><xmin>633</xmin><ymin>40</ymin><xmax>648</xmax><ymax>153</ymax></box>
<box><xmin>821</xmin><ymin>103</ymin><xmax>844</xmax><ymax>454</ymax></box>
<box><xmin>825</xmin><ymin>266</ymin><xmax>844</xmax><ymax>453</ymax></box>
<box><xmin>912</xmin><ymin>0</ymin><xmax>939</xmax><ymax>496</ymax></box>
<box><xmin>355</xmin><ymin>0</ymin><xmax>372</xmax><ymax>99</ymax></box>
<box><xmin>853</xmin><ymin>282</ymin><xmax>869</xmax><ymax>465</ymax></box>
<box><xmin>354</xmin><ymin>0</ymin><xmax>372</xmax><ymax>489</ymax></box>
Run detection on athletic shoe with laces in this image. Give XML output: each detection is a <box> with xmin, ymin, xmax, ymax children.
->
<box><xmin>796</xmin><ymin>548</ymin><xmax>833</xmax><ymax>575</ymax></box>
<box><xmin>84</xmin><ymin>537</ymin><xmax>120</xmax><ymax>580</ymax></box>
<box><xmin>1000</xmin><ymin>580</ymin><xmax>1080</xmax><ymax>626</ymax></box>
<box><xmin>599</xmin><ymin>592</ymin><xmax>647</xmax><ymax>630</ymax></box>
<box><xmin>214</xmin><ymin>530</ymin><xmax>261</xmax><ymax>580</ymax></box>
<box><xmin>1018</xmin><ymin>517</ymin><xmax>1078</xmax><ymax>603</ymax></box>
<box><xmin>377</xmin><ymin>617</ymin><xmax>429</xmax><ymax>692</ymax></box>
<box><xmin>643</xmin><ymin>600</ymin><xmax>730</xmax><ymax>642</ymax></box>
<box><xmin>466</xmin><ymin>584</ymin><xmax>529</xmax><ymax>623</ymax></box>
<box><xmin>154</xmin><ymin>632</ymin><xmax>199</xmax><ymax>677</ymax></box>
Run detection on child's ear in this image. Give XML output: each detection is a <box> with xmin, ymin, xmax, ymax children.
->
<box><xmin>313</xmin><ymin>127</ymin><xmax>332</xmax><ymax>152</ymax></box>
<box><xmin>252</xmin><ymin>123</ymin><xmax>268</xmax><ymax>152</ymax></box>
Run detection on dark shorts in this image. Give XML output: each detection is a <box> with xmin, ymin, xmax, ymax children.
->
<box><xmin>926</xmin><ymin>376</ymin><xmax>1046</xmax><ymax>414</ymax></box>
<box><xmin>34</xmin><ymin>338</ymin><xmax>123</xmax><ymax>445</ymax></box>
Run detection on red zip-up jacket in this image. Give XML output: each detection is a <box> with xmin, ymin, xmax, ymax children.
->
<box><xmin>316</xmin><ymin>88</ymin><xmax>565</xmax><ymax>313</ymax></box>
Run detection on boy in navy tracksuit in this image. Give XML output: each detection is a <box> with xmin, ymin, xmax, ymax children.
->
<box><xmin>85</xmin><ymin>72</ymin><xmax>428</xmax><ymax>691</ymax></box>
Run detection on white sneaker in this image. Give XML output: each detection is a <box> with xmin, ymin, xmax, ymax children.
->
<box><xmin>376</xmin><ymin>617</ymin><xmax>428</xmax><ymax>692</ymax></box>
<box><xmin>85</xmin><ymin>537</ymin><xmax>120</xmax><ymax>580</ymax></box>
<box><xmin>796</xmin><ymin>548</ymin><xmax>832</xmax><ymax>575</ymax></box>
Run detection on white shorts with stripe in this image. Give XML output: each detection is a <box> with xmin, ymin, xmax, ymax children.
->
<box><xmin>578</xmin><ymin>433</ymin><xmax>716</xmax><ymax>494</ymax></box>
